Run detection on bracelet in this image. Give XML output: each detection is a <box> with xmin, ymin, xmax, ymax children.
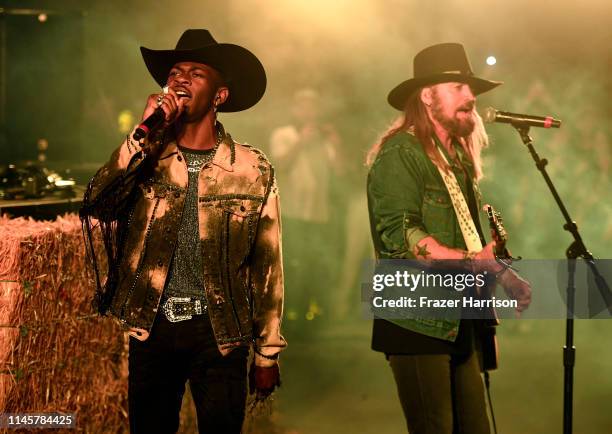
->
<box><xmin>495</xmin><ymin>266</ymin><xmax>510</xmax><ymax>279</ymax></box>
<box><xmin>254</xmin><ymin>348</ymin><xmax>279</xmax><ymax>361</ymax></box>
<box><xmin>496</xmin><ymin>256</ymin><xmax>518</xmax><ymax>270</ymax></box>
<box><xmin>494</xmin><ymin>257</ymin><xmax>514</xmax><ymax>279</ymax></box>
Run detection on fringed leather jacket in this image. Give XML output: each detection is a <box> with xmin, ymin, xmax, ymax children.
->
<box><xmin>80</xmin><ymin>124</ymin><xmax>285</xmax><ymax>365</ymax></box>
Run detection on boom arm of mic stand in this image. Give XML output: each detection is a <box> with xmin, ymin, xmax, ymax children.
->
<box><xmin>513</xmin><ymin>124</ymin><xmax>612</xmax><ymax>314</ymax></box>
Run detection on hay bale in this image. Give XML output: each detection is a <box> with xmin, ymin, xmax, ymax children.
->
<box><xmin>0</xmin><ymin>214</ymin><xmax>129</xmax><ymax>433</ymax></box>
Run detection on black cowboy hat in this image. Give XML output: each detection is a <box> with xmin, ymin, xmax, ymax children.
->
<box><xmin>387</xmin><ymin>43</ymin><xmax>502</xmax><ymax>110</ymax></box>
<box><xmin>140</xmin><ymin>29</ymin><xmax>266</xmax><ymax>112</ymax></box>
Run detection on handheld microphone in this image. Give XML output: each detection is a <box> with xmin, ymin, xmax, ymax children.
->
<box><xmin>483</xmin><ymin>107</ymin><xmax>561</xmax><ymax>129</ymax></box>
<box><xmin>132</xmin><ymin>108</ymin><xmax>166</xmax><ymax>141</ymax></box>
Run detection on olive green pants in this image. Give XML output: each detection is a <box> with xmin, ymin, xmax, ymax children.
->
<box><xmin>388</xmin><ymin>351</ymin><xmax>490</xmax><ymax>434</ymax></box>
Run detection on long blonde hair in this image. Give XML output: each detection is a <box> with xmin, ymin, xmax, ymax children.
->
<box><xmin>366</xmin><ymin>88</ymin><xmax>489</xmax><ymax>180</ymax></box>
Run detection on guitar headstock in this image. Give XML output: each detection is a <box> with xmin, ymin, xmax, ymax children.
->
<box><xmin>484</xmin><ymin>204</ymin><xmax>508</xmax><ymax>248</ymax></box>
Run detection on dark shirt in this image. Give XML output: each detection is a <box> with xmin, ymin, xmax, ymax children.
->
<box><xmin>162</xmin><ymin>146</ymin><xmax>215</xmax><ymax>303</ymax></box>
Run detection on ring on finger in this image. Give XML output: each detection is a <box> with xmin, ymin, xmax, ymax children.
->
<box><xmin>156</xmin><ymin>94</ymin><xmax>164</xmax><ymax>107</ymax></box>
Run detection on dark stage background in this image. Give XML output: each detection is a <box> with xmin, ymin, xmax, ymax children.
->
<box><xmin>1</xmin><ymin>1</ymin><xmax>611</xmax><ymax>433</ymax></box>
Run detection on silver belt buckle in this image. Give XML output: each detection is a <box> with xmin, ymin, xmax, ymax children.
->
<box><xmin>163</xmin><ymin>297</ymin><xmax>192</xmax><ymax>322</ymax></box>
<box><xmin>162</xmin><ymin>297</ymin><xmax>205</xmax><ymax>322</ymax></box>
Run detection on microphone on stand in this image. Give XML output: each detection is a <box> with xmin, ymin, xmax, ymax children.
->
<box><xmin>483</xmin><ymin>107</ymin><xmax>561</xmax><ymax>129</ymax></box>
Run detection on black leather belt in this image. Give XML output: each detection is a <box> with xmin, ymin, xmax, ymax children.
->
<box><xmin>162</xmin><ymin>296</ymin><xmax>207</xmax><ymax>322</ymax></box>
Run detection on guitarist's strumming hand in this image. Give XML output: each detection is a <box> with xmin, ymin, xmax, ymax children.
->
<box><xmin>471</xmin><ymin>241</ymin><xmax>532</xmax><ymax>317</ymax></box>
<box><xmin>498</xmin><ymin>270</ymin><xmax>532</xmax><ymax>317</ymax></box>
<box><xmin>473</xmin><ymin>240</ymin><xmax>502</xmax><ymax>273</ymax></box>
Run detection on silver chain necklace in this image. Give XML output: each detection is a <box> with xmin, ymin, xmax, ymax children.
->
<box><xmin>180</xmin><ymin>127</ymin><xmax>223</xmax><ymax>172</ymax></box>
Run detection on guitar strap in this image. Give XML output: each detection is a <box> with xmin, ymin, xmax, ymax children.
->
<box><xmin>434</xmin><ymin>144</ymin><xmax>483</xmax><ymax>252</ymax></box>
<box><xmin>435</xmin><ymin>144</ymin><xmax>501</xmax><ymax>422</ymax></box>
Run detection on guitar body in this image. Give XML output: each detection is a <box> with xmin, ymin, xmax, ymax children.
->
<box><xmin>478</xmin><ymin>317</ymin><xmax>500</xmax><ymax>371</ymax></box>
<box><xmin>474</xmin><ymin>277</ymin><xmax>500</xmax><ymax>371</ymax></box>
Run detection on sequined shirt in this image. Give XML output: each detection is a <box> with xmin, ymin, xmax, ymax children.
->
<box><xmin>162</xmin><ymin>145</ymin><xmax>216</xmax><ymax>302</ymax></box>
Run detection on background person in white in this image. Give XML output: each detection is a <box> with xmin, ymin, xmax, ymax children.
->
<box><xmin>270</xmin><ymin>88</ymin><xmax>340</xmax><ymax>325</ymax></box>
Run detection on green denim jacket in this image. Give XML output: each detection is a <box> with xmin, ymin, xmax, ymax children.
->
<box><xmin>367</xmin><ymin>131</ymin><xmax>483</xmax><ymax>341</ymax></box>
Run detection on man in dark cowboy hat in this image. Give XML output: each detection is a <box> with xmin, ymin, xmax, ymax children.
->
<box><xmin>366</xmin><ymin>43</ymin><xmax>531</xmax><ymax>433</ymax></box>
<box><xmin>80</xmin><ymin>29</ymin><xmax>285</xmax><ymax>433</ymax></box>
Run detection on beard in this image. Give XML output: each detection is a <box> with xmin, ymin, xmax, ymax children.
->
<box><xmin>431</xmin><ymin>94</ymin><xmax>475</xmax><ymax>138</ymax></box>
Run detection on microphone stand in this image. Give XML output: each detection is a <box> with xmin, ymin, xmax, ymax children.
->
<box><xmin>511</xmin><ymin>122</ymin><xmax>612</xmax><ymax>434</ymax></box>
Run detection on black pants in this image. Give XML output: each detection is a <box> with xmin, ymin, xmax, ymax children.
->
<box><xmin>388</xmin><ymin>350</ymin><xmax>490</xmax><ymax>434</ymax></box>
<box><xmin>128</xmin><ymin>313</ymin><xmax>248</xmax><ymax>434</ymax></box>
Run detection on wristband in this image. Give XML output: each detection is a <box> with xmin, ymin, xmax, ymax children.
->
<box><xmin>494</xmin><ymin>257</ymin><xmax>515</xmax><ymax>279</ymax></box>
<box><xmin>495</xmin><ymin>256</ymin><xmax>517</xmax><ymax>270</ymax></box>
<box><xmin>495</xmin><ymin>266</ymin><xmax>510</xmax><ymax>279</ymax></box>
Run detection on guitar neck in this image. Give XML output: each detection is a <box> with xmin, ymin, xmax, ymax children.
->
<box><xmin>486</xmin><ymin>204</ymin><xmax>508</xmax><ymax>258</ymax></box>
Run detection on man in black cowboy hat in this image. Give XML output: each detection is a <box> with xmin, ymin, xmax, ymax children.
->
<box><xmin>366</xmin><ymin>43</ymin><xmax>531</xmax><ymax>433</ymax></box>
<box><xmin>81</xmin><ymin>29</ymin><xmax>285</xmax><ymax>433</ymax></box>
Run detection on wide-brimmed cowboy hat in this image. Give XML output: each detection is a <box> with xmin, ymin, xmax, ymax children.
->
<box><xmin>387</xmin><ymin>42</ymin><xmax>502</xmax><ymax>110</ymax></box>
<box><xmin>140</xmin><ymin>29</ymin><xmax>266</xmax><ymax>112</ymax></box>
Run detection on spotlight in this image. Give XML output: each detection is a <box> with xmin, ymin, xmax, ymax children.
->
<box><xmin>486</xmin><ymin>56</ymin><xmax>497</xmax><ymax>66</ymax></box>
<box><xmin>37</xmin><ymin>13</ymin><xmax>48</xmax><ymax>23</ymax></box>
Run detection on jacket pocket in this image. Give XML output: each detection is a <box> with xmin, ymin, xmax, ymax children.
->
<box><xmin>221</xmin><ymin>198</ymin><xmax>262</xmax><ymax>219</ymax></box>
<box><xmin>220</xmin><ymin>198</ymin><xmax>262</xmax><ymax>260</ymax></box>
<box><xmin>423</xmin><ymin>184</ymin><xmax>452</xmax><ymax>207</ymax></box>
<box><xmin>422</xmin><ymin>185</ymin><xmax>454</xmax><ymax>237</ymax></box>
